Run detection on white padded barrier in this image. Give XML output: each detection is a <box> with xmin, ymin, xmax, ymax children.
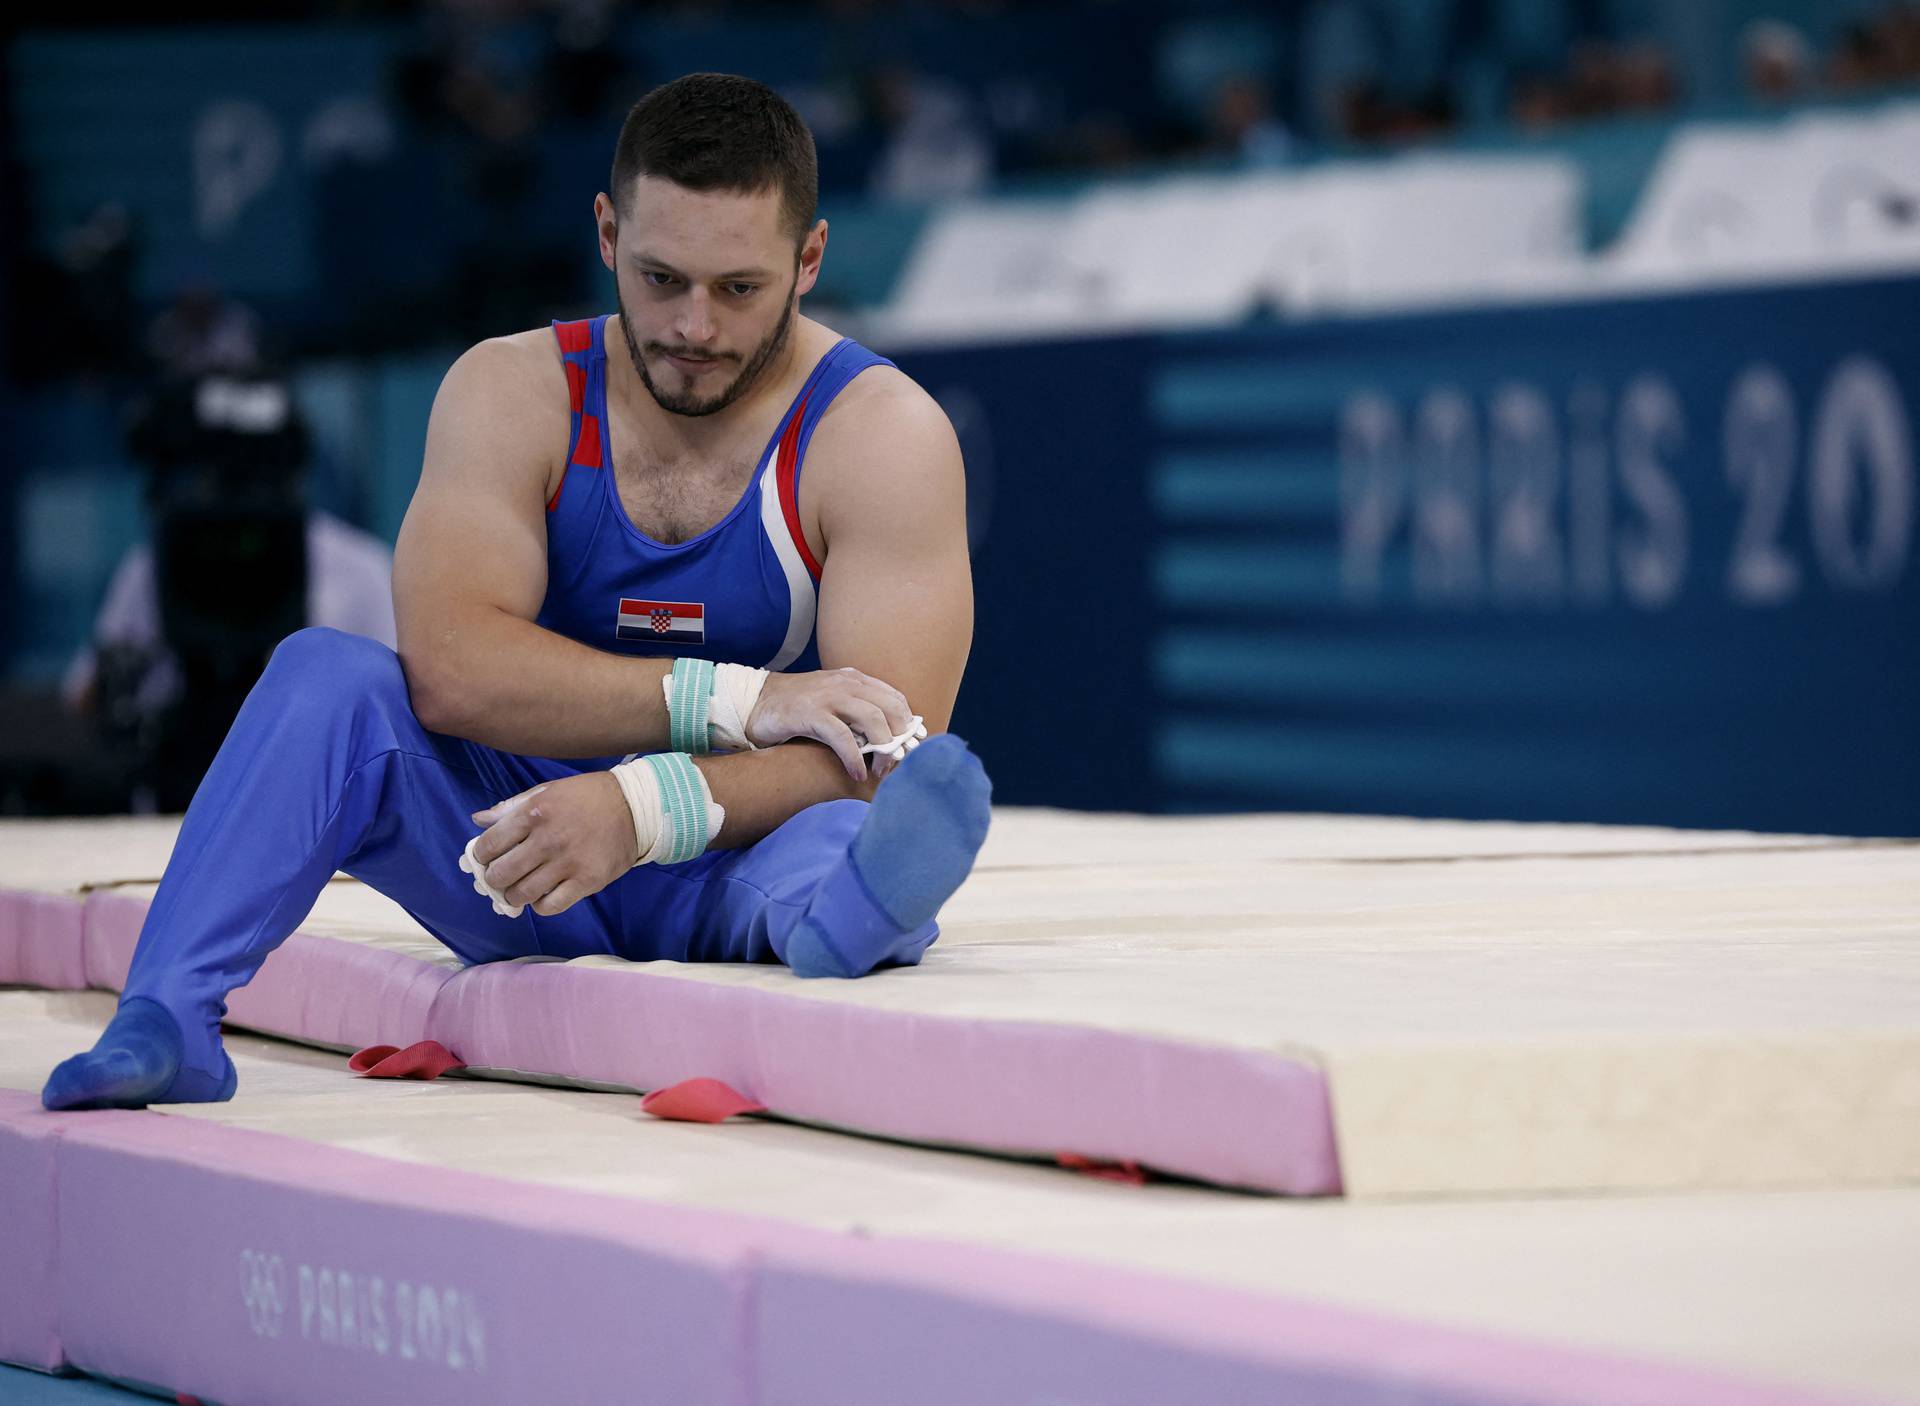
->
<box><xmin>1799</xmin><ymin>104</ymin><xmax>1920</xmax><ymax>264</ymax></box>
<box><xmin>1051</xmin><ymin>159</ymin><xmax>1580</xmax><ymax>320</ymax></box>
<box><xmin>1056</xmin><ymin>176</ymin><xmax>1293</xmax><ymax>326</ymax></box>
<box><xmin>880</xmin><ymin>198</ymin><xmax>1094</xmax><ymax>341</ymax></box>
<box><xmin>883</xmin><ymin>105</ymin><xmax>1920</xmax><ymax>341</ymax></box>
<box><xmin>880</xmin><ymin>154</ymin><xmax>1585</xmax><ymax>341</ymax></box>
<box><xmin>1609</xmin><ymin>102</ymin><xmax>1920</xmax><ymax>282</ymax></box>
<box><xmin>1258</xmin><ymin>156</ymin><xmax>1585</xmax><ymax>314</ymax></box>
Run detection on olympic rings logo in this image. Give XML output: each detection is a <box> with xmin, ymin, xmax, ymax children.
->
<box><xmin>238</xmin><ymin>1249</ymin><xmax>288</xmax><ymax>1338</ymax></box>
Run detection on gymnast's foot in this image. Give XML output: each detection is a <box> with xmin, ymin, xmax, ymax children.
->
<box><xmin>785</xmin><ymin>733</ymin><xmax>992</xmax><ymax>979</ymax></box>
<box><xmin>41</xmin><ymin>997</ymin><xmax>233</xmax><ymax>1110</ymax></box>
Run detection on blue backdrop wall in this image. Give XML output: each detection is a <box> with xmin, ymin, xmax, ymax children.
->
<box><xmin>895</xmin><ymin>272</ymin><xmax>1920</xmax><ymax>836</ymax></box>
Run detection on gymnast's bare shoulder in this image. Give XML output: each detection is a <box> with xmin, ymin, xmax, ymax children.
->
<box><xmin>392</xmin><ymin>332</ymin><xmax>573</xmax><ymax>669</ymax></box>
<box><xmin>801</xmin><ymin>361</ymin><xmax>966</xmax><ymax>558</ymax></box>
<box><xmin>796</xmin><ymin>358</ymin><xmax>973</xmax><ymax>736</ymax></box>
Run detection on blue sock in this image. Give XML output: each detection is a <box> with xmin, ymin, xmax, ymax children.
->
<box><xmin>784</xmin><ymin>734</ymin><xmax>992</xmax><ymax>979</ymax></box>
<box><xmin>41</xmin><ymin>997</ymin><xmax>225</xmax><ymax>1110</ymax></box>
<box><xmin>851</xmin><ymin>734</ymin><xmax>992</xmax><ymax>930</ymax></box>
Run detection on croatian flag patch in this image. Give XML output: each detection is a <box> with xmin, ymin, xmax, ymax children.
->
<box><xmin>617</xmin><ymin>598</ymin><xmax>706</xmax><ymax>644</ymax></box>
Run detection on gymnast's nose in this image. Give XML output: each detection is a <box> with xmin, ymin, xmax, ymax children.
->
<box><xmin>674</xmin><ymin>288</ymin><xmax>718</xmax><ymax>347</ymax></box>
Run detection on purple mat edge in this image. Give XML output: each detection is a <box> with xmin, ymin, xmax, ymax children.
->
<box><xmin>7</xmin><ymin>884</ymin><xmax>1341</xmax><ymax>1194</ymax></box>
<box><xmin>0</xmin><ymin>1090</ymin><xmax>1861</xmax><ymax>1406</ymax></box>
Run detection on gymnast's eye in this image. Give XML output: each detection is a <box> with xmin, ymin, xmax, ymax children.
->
<box><xmin>725</xmin><ymin>283</ymin><xmax>757</xmax><ymax>298</ymax></box>
<box><xmin>640</xmin><ymin>271</ymin><xmax>675</xmax><ymax>288</ymax></box>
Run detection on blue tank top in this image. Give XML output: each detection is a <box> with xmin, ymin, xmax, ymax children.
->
<box><xmin>535</xmin><ymin>314</ymin><xmax>894</xmax><ymax>675</ymax></box>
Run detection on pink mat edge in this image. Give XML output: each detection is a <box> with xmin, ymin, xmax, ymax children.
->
<box><xmin>0</xmin><ymin>1093</ymin><xmax>64</xmax><ymax>1373</ymax></box>
<box><xmin>431</xmin><ymin>955</ymin><xmax>1343</xmax><ymax>1193</ymax></box>
<box><xmin>0</xmin><ymin>890</ymin><xmax>88</xmax><ymax>992</ymax></box>
<box><xmin>0</xmin><ymin>1088</ymin><xmax>1872</xmax><ymax>1406</ymax></box>
<box><xmin>5</xmin><ymin>883</ymin><xmax>1343</xmax><ymax>1195</ymax></box>
<box><xmin>760</xmin><ymin>1231</ymin><xmax>1878</xmax><ymax>1406</ymax></box>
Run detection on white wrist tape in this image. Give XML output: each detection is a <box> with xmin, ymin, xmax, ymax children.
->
<box><xmin>708</xmin><ymin>663</ymin><xmax>768</xmax><ymax>752</ymax></box>
<box><xmin>611</xmin><ymin>752</ymin><xmax>726</xmax><ymax>866</ymax></box>
<box><xmin>610</xmin><ymin>758</ymin><xmax>663</xmax><ymax>864</ymax></box>
<box><xmin>661</xmin><ymin>660</ymin><xmax>768</xmax><ymax>754</ymax></box>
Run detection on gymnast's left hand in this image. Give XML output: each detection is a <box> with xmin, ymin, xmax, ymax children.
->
<box><xmin>469</xmin><ymin>774</ymin><xmax>637</xmax><ymax>916</ymax></box>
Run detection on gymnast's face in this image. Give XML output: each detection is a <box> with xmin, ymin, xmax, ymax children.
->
<box><xmin>599</xmin><ymin>177</ymin><xmax>823</xmax><ymax>419</ymax></box>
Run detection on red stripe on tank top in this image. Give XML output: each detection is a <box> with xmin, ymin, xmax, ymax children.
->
<box><xmin>775</xmin><ymin>393</ymin><xmax>823</xmax><ymax>580</ymax></box>
<box><xmin>549</xmin><ymin>320</ymin><xmax>599</xmax><ymax>511</ymax></box>
<box><xmin>572</xmin><ymin>412</ymin><xmax>603</xmax><ymax>468</ymax></box>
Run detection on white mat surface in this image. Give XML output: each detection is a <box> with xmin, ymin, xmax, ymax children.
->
<box><xmin>6</xmin><ymin>812</ymin><xmax>1917</xmax><ymax>1196</ymax></box>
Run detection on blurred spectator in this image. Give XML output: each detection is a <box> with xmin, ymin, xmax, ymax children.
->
<box><xmin>866</xmin><ymin>64</ymin><xmax>995</xmax><ymax>200</ymax></box>
<box><xmin>542</xmin><ymin>0</ymin><xmax>625</xmax><ymax>125</ymax></box>
<box><xmin>1830</xmin><ymin>21</ymin><xmax>1886</xmax><ymax>90</ymax></box>
<box><xmin>389</xmin><ymin>0</ymin><xmax>607</xmax><ymax>337</ymax></box>
<box><xmin>1508</xmin><ymin>69</ymin><xmax>1568</xmax><ymax>131</ymax></box>
<box><xmin>1742</xmin><ymin>20</ymin><xmax>1814</xmax><ymax>103</ymax></box>
<box><xmin>19</xmin><ymin>202</ymin><xmax>143</xmax><ymax>383</ymax></box>
<box><xmin>1062</xmin><ymin>111</ymin><xmax>1147</xmax><ymax>171</ymax></box>
<box><xmin>145</xmin><ymin>279</ymin><xmax>263</xmax><ymax>380</ymax></box>
<box><xmin>395</xmin><ymin>0</ymin><xmax>542</xmax><ymax>143</ymax></box>
<box><xmin>1340</xmin><ymin>79</ymin><xmax>1457</xmax><ymax>146</ymax></box>
<box><xmin>1504</xmin><ymin>36</ymin><xmax>1678</xmax><ymax>131</ymax></box>
<box><xmin>1829</xmin><ymin>4</ymin><xmax>1920</xmax><ymax>90</ymax></box>
<box><xmin>64</xmin><ymin>366</ymin><xmax>395</xmax><ymax>811</ymax></box>
<box><xmin>302</xmin><ymin>93</ymin><xmax>400</xmax><ymax>169</ymax></box>
<box><xmin>1609</xmin><ymin>39</ymin><xmax>1680</xmax><ymax>115</ymax></box>
<box><xmin>62</xmin><ymin>204</ymin><xmax>141</xmax><ymax>364</ymax></box>
<box><xmin>1205</xmin><ymin>74</ymin><xmax>1295</xmax><ymax>168</ymax></box>
<box><xmin>1881</xmin><ymin>2</ymin><xmax>1920</xmax><ymax>78</ymax></box>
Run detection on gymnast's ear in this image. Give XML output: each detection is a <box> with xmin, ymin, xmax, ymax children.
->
<box><xmin>594</xmin><ymin>192</ymin><xmax>621</xmax><ymax>270</ymax></box>
<box><xmin>796</xmin><ymin>219</ymin><xmax>827</xmax><ymax>297</ymax></box>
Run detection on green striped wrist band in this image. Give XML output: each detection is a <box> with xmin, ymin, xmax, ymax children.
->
<box><xmin>642</xmin><ymin>752</ymin><xmax>714</xmax><ymax>864</ymax></box>
<box><xmin>667</xmin><ymin>658</ymin><xmax>715</xmax><ymax>755</ymax></box>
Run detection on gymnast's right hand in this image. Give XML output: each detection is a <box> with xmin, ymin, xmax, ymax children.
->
<box><xmin>745</xmin><ymin>667</ymin><xmax>917</xmax><ymax>783</ymax></box>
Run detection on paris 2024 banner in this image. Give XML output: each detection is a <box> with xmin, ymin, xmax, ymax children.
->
<box><xmin>896</xmin><ymin>271</ymin><xmax>1916</xmax><ymax>835</ymax></box>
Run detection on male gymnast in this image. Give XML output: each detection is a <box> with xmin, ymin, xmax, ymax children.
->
<box><xmin>43</xmin><ymin>73</ymin><xmax>992</xmax><ymax>1111</ymax></box>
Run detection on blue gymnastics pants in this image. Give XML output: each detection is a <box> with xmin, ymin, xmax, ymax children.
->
<box><xmin>119</xmin><ymin>628</ymin><xmax>937</xmax><ymax>1099</ymax></box>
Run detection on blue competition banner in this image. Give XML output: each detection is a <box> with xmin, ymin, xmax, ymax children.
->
<box><xmin>894</xmin><ymin>272</ymin><xmax>1919</xmax><ymax>835</ymax></box>
<box><xmin>897</xmin><ymin>337</ymin><xmax>1161</xmax><ymax>812</ymax></box>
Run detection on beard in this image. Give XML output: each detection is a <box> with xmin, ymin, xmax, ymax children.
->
<box><xmin>614</xmin><ymin>272</ymin><xmax>797</xmax><ymax>419</ymax></box>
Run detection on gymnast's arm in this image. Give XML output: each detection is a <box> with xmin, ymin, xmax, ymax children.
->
<box><xmin>695</xmin><ymin>369</ymin><xmax>973</xmax><ymax>848</ymax></box>
<box><xmin>392</xmin><ymin>336</ymin><xmax>681</xmax><ymax>757</ymax></box>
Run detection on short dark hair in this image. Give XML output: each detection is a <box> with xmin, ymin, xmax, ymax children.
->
<box><xmin>610</xmin><ymin>73</ymin><xmax>818</xmax><ymax>245</ymax></box>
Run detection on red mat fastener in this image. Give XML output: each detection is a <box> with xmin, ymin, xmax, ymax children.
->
<box><xmin>640</xmin><ymin>1078</ymin><xmax>766</xmax><ymax>1123</ymax></box>
<box><xmin>349</xmin><ymin>1041</ymin><xmax>466</xmax><ymax>1080</ymax></box>
<box><xmin>1056</xmin><ymin>1153</ymin><xmax>1149</xmax><ymax>1185</ymax></box>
